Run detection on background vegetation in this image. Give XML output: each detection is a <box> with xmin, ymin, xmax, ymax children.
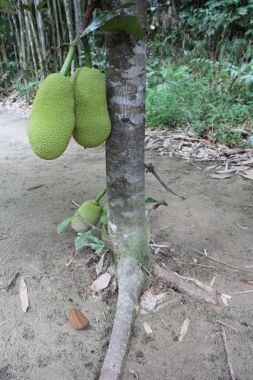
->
<box><xmin>0</xmin><ymin>0</ymin><xmax>253</xmax><ymax>145</ymax></box>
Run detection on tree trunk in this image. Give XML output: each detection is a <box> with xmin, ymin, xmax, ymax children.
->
<box><xmin>73</xmin><ymin>0</ymin><xmax>82</xmax><ymax>66</ymax></box>
<box><xmin>23</xmin><ymin>0</ymin><xmax>45</xmax><ymax>79</ymax></box>
<box><xmin>34</xmin><ymin>0</ymin><xmax>47</xmax><ymax>71</ymax></box>
<box><xmin>24</xmin><ymin>8</ymin><xmax>39</xmax><ymax>79</ymax></box>
<box><xmin>100</xmin><ymin>1</ymin><xmax>150</xmax><ymax>379</ymax></box>
<box><xmin>63</xmin><ymin>0</ymin><xmax>75</xmax><ymax>73</ymax></box>
<box><xmin>17</xmin><ymin>0</ymin><xmax>28</xmax><ymax>86</ymax></box>
<box><xmin>52</xmin><ymin>0</ymin><xmax>62</xmax><ymax>66</ymax></box>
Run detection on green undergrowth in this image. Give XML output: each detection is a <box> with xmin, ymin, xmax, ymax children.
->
<box><xmin>146</xmin><ymin>56</ymin><xmax>253</xmax><ymax>146</ymax></box>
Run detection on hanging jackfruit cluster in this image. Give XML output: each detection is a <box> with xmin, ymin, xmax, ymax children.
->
<box><xmin>28</xmin><ymin>68</ymin><xmax>111</xmax><ymax>160</ymax></box>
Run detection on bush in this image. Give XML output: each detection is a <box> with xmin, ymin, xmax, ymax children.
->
<box><xmin>146</xmin><ymin>57</ymin><xmax>253</xmax><ymax>146</ymax></box>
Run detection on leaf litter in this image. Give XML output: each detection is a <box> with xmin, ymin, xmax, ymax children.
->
<box><xmin>145</xmin><ymin>129</ymin><xmax>253</xmax><ymax>180</ymax></box>
<box><xmin>19</xmin><ymin>276</ymin><xmax>29</xmax><ymax>312</ymax></box>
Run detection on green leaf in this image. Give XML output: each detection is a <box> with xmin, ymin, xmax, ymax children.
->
<box><xmin>56</xmin><ymin>216</ymin><xmax>72</xmax><ymax>234</ymax></box>
<box><xmin>20</xmin><ymin>2</ymin><xmax>33</xmax><ymax>12</ymax></box>
<box><xmin>0</xmin><ymin>8</ymin><xmax>16</xmax><ymax>14</ymax></box>
<box><xmin>100</xmin><ymin>203</ymin><xmax>109</xmax><ymax>227</ymax></box>
<box><xmin>145</xmin><ymin>197</ymin><xmax>167</xmax><ymax>207</ymax></box>
<box><xmin>100</xmin><ymin>15</ymin><xmax>145</xmax><ymax>38</ymax></box>
<box><xmin>237</xmin><ymin>7</ymin><xmax>248</xmax><ymax>16</ymax></box>
<box><xmin>80</xmin><ymin>2</ymin><xmax>135</xmax><ymax>38</ymax></box>
<box><xmin>37</xmin><ymin>0</ymin><xmax>47</xmax><ymax>11</ymax></box>
<box><xmin>75</xmin><ymin>230</ymin><xmax>106</xmax><ymax>253</ymax></box>
<box><xmin>0</xmin><ymin>0</ymin><xmax>10</xmax><ymax>6</ymax></box>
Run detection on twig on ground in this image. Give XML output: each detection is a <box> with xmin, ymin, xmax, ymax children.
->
<box><xmin>216</xmin><ymin>320</ymin><xmax>238</xmax><ymax>332</ymax></box>
<box><xmin>190</xmin><ymin>263</ymin><xmax>218</xmax><ymax>270</ymax></box>
<box><xmin>0</xmin><ymin>271</ymin><xmax>20</xmax><ymax>291</ymax></box>
<box><xmin>145</xmin><ymin>163</ymin><xmax>185</xmax><ymax>200</ymax></box>
<box><xmin>220</xmin><ymin>325</ymin><xmax>236</xmax><ymax>380</ymax></box>
<box><xmin>160</xmin><ymin>316</ymin><xmax>170</xmax><ymax>330</ymax></box>
<box><xmin>139</xmin><ymin>263</ymin><xmax>153</xmax><ymax>277</ymax></box>
<box><xmin>192</xmin><ymin>248</ymin><xmax>253</xmax><ymax>274</ymax></box>
<box><xmin>26</xmin><ymin>184</ymin><xmax>44</xmax><ymax>191</ymax></box>
<box><xmin>231</xmin><ymin>289</ymin><xmax>253</xmax><ymax>295</ymax></box>
<box><xmin>0</xmin><ymin>321</ymin><xmax>8</xmax><ymax>328</ymax></box>
<box><xmin>0</xmin><ymin>236</ymin><xmax>8</xmax><ymax>241</ymax></box>
<box><xmin>72</xmin><ymin>200</ymin><xmax>80</xmax><ymax>208</ymax></box>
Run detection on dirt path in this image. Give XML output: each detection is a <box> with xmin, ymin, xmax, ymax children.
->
<box><xmin>0</xmin><ymin>110</ymin><xmax>252</xmax><ymax>380</ymax></box>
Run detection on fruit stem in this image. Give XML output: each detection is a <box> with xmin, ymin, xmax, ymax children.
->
<box><xmin>83</xmin><ymin>37</ymin><xmax>92</xmax><ymax>68</ymax></box>
<box><xmin>60</xmin><ymin>46</ymin><xmax>75</xmax><ymax>76</ymax></box>
<box><xmin>95</xmin><ymin>188</ymin><xmax>107</xmax><ymax>203</ymax></box>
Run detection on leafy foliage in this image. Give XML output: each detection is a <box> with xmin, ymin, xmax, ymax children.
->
<box><xmin>146</xmin><ymin>57</ymin><xmax>253</xmax><ymax>146</ymax></box>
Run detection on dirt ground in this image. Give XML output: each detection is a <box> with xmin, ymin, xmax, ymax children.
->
<box><xmin>0</xmin><ymin>110</ymin><xmax>252</xmax><ymax>380</ymax></box>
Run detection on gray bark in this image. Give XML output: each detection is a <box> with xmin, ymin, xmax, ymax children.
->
<box><xmin>24</xmin><ymin>10</ymin><xmax>39</xmax><ymax>79</ymax></box>
<box><xmin>52</xmin><ymin>0</ymin><xmax>62</xmax><ymax>66</ymax></box>
<box><xmin>23</xmin><ymin>0</ymin><xmax>45</xmax><ymax>78</ymax></box>
<box><xmin>34</xmin><ymin>0</ymin><xmax>47</xmax><ymax>66</ymax></box>
<box><xmin>99</xmin><ymin>1</ymin><xmax>150</xmax><ymax>379</ymax></box>
<box><xmin>73</xmin><ymin>0</ymin><xmax>82</xmax><ymax>65</ymax></box>
<box><xmin>105</xmin><ymin>0</ymin><xmax>149</xmax><ymax>264</ymax></box>
<box><xmin>63</xmin><ymin>0</ymin><xmax>75</xmax><ymax>73</ymax></box>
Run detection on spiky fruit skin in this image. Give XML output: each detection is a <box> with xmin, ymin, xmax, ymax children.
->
<box><xmin>28</xmin><ymin>73</ymin><xmax>75</xmax><ymax>160</ymax></box>
<box><xmin>72</xmin><ymin>67</ymin><xmax>111</xmax><ymax>148</ymax></box>
<box><xmin>77</xmin><ymin>200</ymin><xmax>102</xmax><ymax>225</ymax></box>
<box><xmin>71</xmin><ymin>215</ymin><xmax>89</xmax><ymax>233</ymax></box>
<box><xmin>71</xmin><ymin>200</ymin><xmax>102</xmax><ymax>233</ymax></box>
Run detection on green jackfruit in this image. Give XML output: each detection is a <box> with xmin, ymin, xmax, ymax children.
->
<box><xmin>28</xmin><ymin>73</ymin><xmax>75</xmax><ymax>160</ymax></box>
<box><xmin>71</xmin><ymin>200</ymin><xmax>102</xmax><ymax>233</ymax></box>
<box><xmin>72</xmin><ymin>67</ymin><xmax>111</xmax><ymax>148</ymax></box>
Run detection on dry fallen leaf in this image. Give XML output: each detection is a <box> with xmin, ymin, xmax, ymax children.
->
<box><xmin>90</xmin><ymin>272</ymin><xmax>112</xmax><ymax>292</ymax></box>
<box><xmin>208</xmin><ymin>173</ymin><xmax>232</xmax><ymax>179</ymax></box>
<box><xmin>69</xmin><ymin>308</ymin><xmax>89</xmax><ymax>330</ymax></box>
<box><xmin>240</xmin><ymin>279</ymin><xmax>253</xmax><ymax>285</ymax></box>
<box><xmin>143</xmin><ymin>321</ymin><xmax>153</xmax><ymax>334</ymax></box>
<box><xmin>156</xmin><ymin>292</ymin><xmax>168</xmax><ymax>305</ymax></box>
<box><xmin>19</xmin><ymin>276</ymin><xmax>29</xmax><ymax>312</ymax></box>
<box><xmin>240</xmin><ymin>170</ymin><xmax>253</xmax><ymax>181</ymax></box>
<box><xmin>220</xmin><ymin>293</ymin><xmax>232</xmax><ymax>307</ymax></box>
<box><xmin>175</xmin><ymin>318</ymin><xmax>190</xmax><ymax>342</ymax></box>
<box><xmin>140</xmin><ymin>288</ymin><xmax>157</xmax><ymax>311</ymax></box>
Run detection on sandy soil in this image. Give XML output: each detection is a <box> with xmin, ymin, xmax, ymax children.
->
<box><xmin>0</xmin><ymin>110</ymin><xmax>252</xmax><ymax>380</ymax></box>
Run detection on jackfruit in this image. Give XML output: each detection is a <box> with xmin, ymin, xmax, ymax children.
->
<box><xmin>72</xmin><ymin>67</ymin><xmax>111</xmax><ymax>148</ymax></box>
<box><xmin>71</xmin><ymin>199</ymin><xmax>102</xmax><ymax>233</ymax></box>
<box><xmin>28</xmin><ymin>73</ymin><xmax>75</xmax><ymax>160</ymax></box>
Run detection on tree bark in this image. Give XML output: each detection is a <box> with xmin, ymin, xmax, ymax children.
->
<box><xmin>100</xmin><ymin>1</ymin><xmax>150</xmax><ymax>379</ymax></box>
<box><xmin>52</xmin><ymin>0</ymin><xmax>62</xmax><ymax>66</ymax></box>
<box><xmin>34</xmin><ymin>0</ymin><xmax>47</xmax><ymax>70</ymax></box>
<box><xmin>63</xmin><ymin>0</ymin><xmax>75</xmax><ymax>73</ymax></box>
<box><xmin>73</xmin><ymin>0</ymin><xmax>83</xmax><ymax>65</ymax></box>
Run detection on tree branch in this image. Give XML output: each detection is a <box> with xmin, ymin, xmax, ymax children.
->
<box><xmin>82</xmin><ymin>0</ymin><xmax>101</xmax><ymax>28</ymax></box>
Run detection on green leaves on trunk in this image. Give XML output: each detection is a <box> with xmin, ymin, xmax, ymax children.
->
<box><xmin>80</xmin><ymin>2</ymin><xmax>145</xmax><ymax>40</ymax></box>
<box><xmin>100</xmin><ymin>15</ymin><xmax>145</xmax><ymax>38</ymax></box>
<box><xmin>75</xmin><ymin>230</ymin><xmax>106</xmax><ymax>254</ymax></box>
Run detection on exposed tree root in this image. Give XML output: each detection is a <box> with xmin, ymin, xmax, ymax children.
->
<box><xmin>99</xmin><ymin>260</ymin><xmax>219</xmax><ymax>380</ymax></box>
<box><xmin>99</xmin><ymin>257</ymin><xmax>144</xmax><ymax>380</ymax></box>
<box><xmin>154</xmin><ymin>264</ymin><xmax>219</xmax><ymax>305</ymax></box>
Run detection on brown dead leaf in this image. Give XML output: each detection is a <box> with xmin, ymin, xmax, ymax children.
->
<box><xmin>143</xmin><ymin>321</ymin><xmax>153</xmax><ymax>334</ymax></box>
<box><xmin>208</xmin><ymin>173</ymin><xmax>232</xmax><ymax>179</ymax></box>
<box><xmin>240</xmin><ymin>279</ymin><xmax>253</xmax><ymax>285</ymax></box>
<box><xmin>220</xmin><ymin>293</ymin><xmax>232</xmax><ymax>307</ymax></box>
<box><xmin>174</xmin><ymin>318</ymin><xmax>190</xmax><ymax>342</ymax></box>
<box><xmin>19</xmin><ymin>276</ymin><xmax>29</xmax><ymax>312</ymax></box>
<box><xmin>90</xmin><ymin>272</ymin><xmax>112</xmax><ymax>292</ymax></box>
<box><xmin>140</xmin><ymin>288</ymin><xmax>157</xmax><ymax>312</ymax></box>
<box><xmin>69</xmin><ymin>308</ymin><xmax>89</xmax><ymax>330</ymax></box>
